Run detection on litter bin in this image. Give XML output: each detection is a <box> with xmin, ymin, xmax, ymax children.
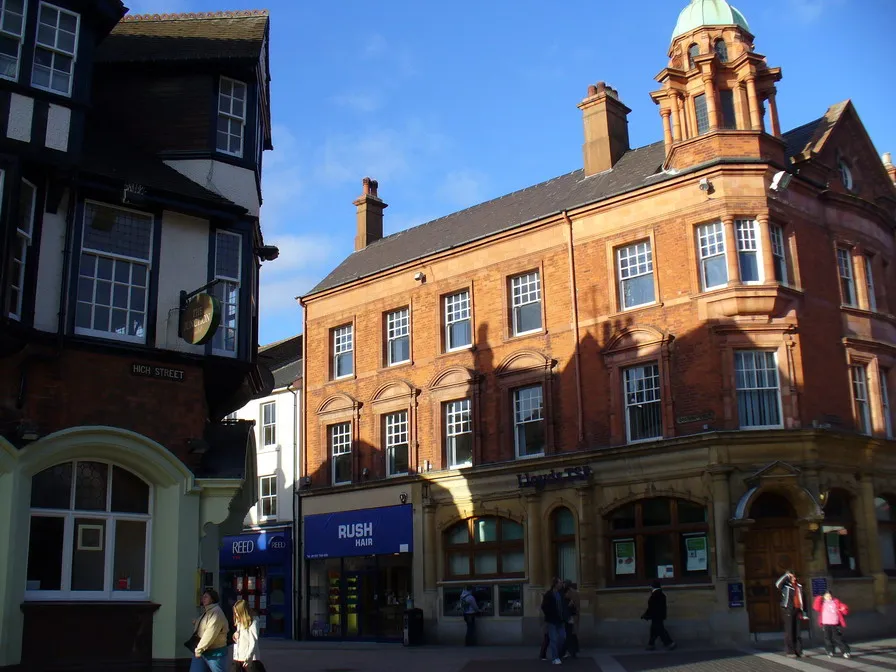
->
<box><xmin>403</xmin><ymin>608</ymin><xmax>424</xmax><ymax>646</ymax></box>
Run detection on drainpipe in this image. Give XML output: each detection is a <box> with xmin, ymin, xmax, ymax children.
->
<box><xmin>298</xmin><ymin>297</ymin><xmax>309</xmax><ymax>640</ymax></box>
<box><xmin>286</xmin><ymin>380</ymin><xmax>299</xmax><ymax>640</ymax></box>
<box><xmin>562</xmin><ymin>210</ymin><xmax>585</xmax><ymax>443</ymax></box>
<box><xmin>56</xmin><ymin>179</ymin><xmax>77</xmax><ymax>347</ymax></box>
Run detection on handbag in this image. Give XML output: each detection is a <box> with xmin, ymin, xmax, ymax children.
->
<box><xmin>184</xmin><ymin>611</ymin><xmax>208</xmax><ymax>652</ymax></box>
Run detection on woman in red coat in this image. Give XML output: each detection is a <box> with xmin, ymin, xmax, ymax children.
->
<box><xmin>812</xmin><ymin>591</ymin><xmax>851</xmax><ymax>658</ymax></box>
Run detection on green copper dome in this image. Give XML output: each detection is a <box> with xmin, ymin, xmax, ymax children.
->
<box><xmin>672</xmin><ymin>0</ymin><xmax>750</xmax><ymax>40</ymax></box>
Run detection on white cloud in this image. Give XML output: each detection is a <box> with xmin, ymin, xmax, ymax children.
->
<box><xmin>786</xmin><ymin>0</ymin><xmax>844</xmax><ymax>22</ymax></box>
<box><xmin>331</xmin><ymin>92</ymin><xmax>384</xmax><ymax>113</ymax></box>
<box><xmin>437</xmin><ymin>170</ymin><xmax>488</xmax><ymax>208</ymax></box>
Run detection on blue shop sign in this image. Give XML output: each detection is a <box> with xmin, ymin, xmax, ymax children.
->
<box><xmin>304</xmin><ymin>504</ymin><xmax>413</xmax><ymax>559</ymax></box>
<box><xmin>220</xmin><ymin>529</ymin><xmax>291</xmax><ymax>568</ymax></box>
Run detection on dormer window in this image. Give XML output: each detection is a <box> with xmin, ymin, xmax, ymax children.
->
<box><xmin>714</xmin><ymin>39</ymin><xmax>728</xmax><ymax>62</ymax></box>
<box><xmin>688</xmin><ymin>43</ymin><xmax>699</xmax><ymax>69</ymax></box>
<box><xmin>31</xmin><ymin>2</ymin><xmax>78</xmax><ymax>96</ymax></box>
<box><xmin>217</xmin><ymin>76</ymin><xmax>246</xmax><ymax>157</ymax></box>
<box><xmin>0</xmin><ymin>0</ymin><xmax>26</xmax><ymax>81</ymax></box>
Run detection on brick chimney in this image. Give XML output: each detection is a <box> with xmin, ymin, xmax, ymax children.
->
<box><xmin>577</xmin><ymin>82</ymin><xmax>631</xmax><ymax>176</ymax></box>
<box><xmin>353</xmin><ymin>177</ymin><xmax>387</xmax><ymax>251</ymax></box>
<box><xmin>884</xmin><ymin>152</ymin><xmax>896</xmax><ymax>186</ymax></box>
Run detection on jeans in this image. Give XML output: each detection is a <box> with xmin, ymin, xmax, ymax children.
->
<box><xmin>463</xmin><ymin>613</ymin><xmax>476</xmax><ymax>646</ymax></box>
<box><xmin>547</xmin><ymin>623</ymin><xmax>566</xmax><ymax>661</ymax></box>
<box><xmin>190</xmin><ymin>649</ymin><xmax>228</xmax><ymax>672</ymax></box>
<box><xmin>782</xmin><ymin>608</ymin><xmax>802</xmax><ymax>655</ymax></box>
<box><xmin>823</xmin><ymin>624</ymin><xmax>850</xmax><ymax>655</ymax></box>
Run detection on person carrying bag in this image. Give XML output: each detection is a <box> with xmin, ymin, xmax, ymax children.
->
<box><xmin>187</xmin><ymin>589</ymin><xmax>229</xmax><ymax>672</ymax></box>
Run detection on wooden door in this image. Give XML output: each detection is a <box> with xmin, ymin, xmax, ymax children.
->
<box><xmin>744</xmin><ymin>525</ymin><xmax>801</xmax><ymax>633</ymax></box>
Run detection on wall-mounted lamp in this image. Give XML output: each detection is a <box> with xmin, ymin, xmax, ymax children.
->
<box><xmin>770</xmin><ymin>170</ymin><xmax>793</xmax><ymax>192</ymax></box>
<box><xmin>413</xmin><ymin>271</ymin><xmax>426</xmax><ymax>283</ymax></box>
<box><xmin>698</xmin><ymin>177</ymin><xmax>714</xmax><ymax>194</ymax></box>
<box><xmin>256</xmin><ymin>245</ymin><xmax>280</xmax><ymax>262</ymax></box>
<box><xmin>399</xmin><ymin>492</ymin><xmax>408</xmax><ymax>504</ymax></box>
<box><xmin>818</xmin><ymin>489</ymin><xmax>830</xmax><ymax>507</ymax></box>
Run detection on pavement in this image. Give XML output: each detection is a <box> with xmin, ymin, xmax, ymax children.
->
<box><xmin>254</xmin><ymin>637</ymin><xmax>896</xmax><ymax>672</ymax></box>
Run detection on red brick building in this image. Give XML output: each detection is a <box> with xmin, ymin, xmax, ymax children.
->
<box><xmin>298</xmin><ymin>0</ymin><xmax>896</xmax><ymax>646</ymax></box>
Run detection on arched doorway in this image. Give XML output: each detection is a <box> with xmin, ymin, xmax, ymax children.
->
<box><xmin>744</xmin><ymin>492</ymin><xmax>801</xmax><ymax>633</ymax></box>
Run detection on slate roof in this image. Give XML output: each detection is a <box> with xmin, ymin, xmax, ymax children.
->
<box><xmin>197</xmin><ymin>419</ymin><xmax>254</xmax><ymax>479</ymax></box>
<box><xmin>79</xmin><ymin>143</ymin><xmax>243</xmax><ymax>211</ymax></box>
<box><xmin>308</xmin><ymin>112</ymin><xmax>841</xmax><ymax>297</ymax></box>
<box><xmin>783</xmin><ymin>101</ymin><xmax>847</xmax><ymax>163</ymax></box>
<box><xmin>259</xmin><ymin>335</ymin><xmax>302</xmax><ymax>390</ymax></box>
<box><xmin>96</xmin><ymin>10</ymin><xmax>269</xmax><ymax>64</ymax></box>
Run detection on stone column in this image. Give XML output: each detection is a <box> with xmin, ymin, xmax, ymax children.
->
<box><xmin>676</xmin><ymin>95</ymin><xmax>689</xmax><ymax>140</ymax></box>
<box><xmin>745</xmin><ymin>76</ymin><xmax>763</xmax><ymax>131</ymax></box>
<box><xmin>703</xmin><ymin>75</ymin><xmax>719</xmax><ymax>131</ymax></box>
<box><xmin>423</xmin><ymin>503</ymin><xmax>437</xmax><ymax>590</ymax></box>
<box><xmin>723</xmin><ymin>216</ymin><xmax>740</xmax><ymax>286</ymax></box>
<box><xmin>757</xmin><ymin>214</ymin><xmax>775</xmax><ymax>283</ymax></box>
<box><xmin>661</xmin><ymin>108</ymin><xmax>673</xmax><ymax>152</ymax></box>
<box><xmin>858</xmin><ymin>474</ymin><xmax>887</xmax><ymax>608</ymax></box>
<box><xmin>710</xmin><ymin>468</ymin><xmax>734</xmax><ymax>578</ymax></box>
<box><xmin>767</xmin><ymin>90</ymin><xmax>781</xmax><ymax>137</ymax></box>
<box><xmin>686</xmin><ymin>95</ymin><xmax>699</xmax><ymax>140</ymax></box>
<box><xmin>671</xmin><ymin>98</ymin><xmax>683</xmax><ymax>142</ymax></box>
<box><xmin>576</xmin><ymin>486</ymin><xmax>595</xmax><ymax>587</ymax></box>
<box><xmin>527</xmin><ymin>493</ymin><xmax>544</xmax><ymax>587</ymax></box>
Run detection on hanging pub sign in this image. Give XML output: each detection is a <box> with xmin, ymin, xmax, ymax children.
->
<box><xmin>179</xmin><ymin>292</ymin><xmax>221</xmax><ymax>345</ymax></box>
<box><xmin>517</xmin><ymin>465</ymin><xmax>592</xmax><ymax>490</ymax></box>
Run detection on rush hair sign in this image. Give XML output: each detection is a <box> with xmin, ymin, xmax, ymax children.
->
<box><xmin>304</xmin><ymin>504</ymin><xmax>413</xmax><ymax>559</ymax></box>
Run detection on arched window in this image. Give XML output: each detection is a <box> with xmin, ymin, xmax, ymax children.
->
<box><xmin>876</xmin><ymin>495</ymin><xmax>896</xmax><ymax>574</ymax></box>
<box><xmin>607</xmin><ymin>497</ymin><xmax>709</xmax><ymax>585</ymax></box>
<box><xmin>688</xmin><ymin>43</ymin><xmax>700</xmax><ymax>69</ymax></box>
<box><xmin>26</xmin><ymin>460</ymin><xmax>152</xmax><ymax>600</ymax></box>
<box><xmin>838</xmin><ymin>159</ymin><xmax>854</xmax><ymax>191</ymax></box>
<box><xmin>714</xmin><ymin>39</ymin><xmax>728</xmax><ymax>62</ymax></box>
<box><xmin>444</xmin><ymin>516</ymin><xmax>524</xmax><ymax>579</ymax></box>
<box><xmin>552</xmin><ymin>507</ymin><xmax>577</xmax><ymax>584</ymax></box>
<box><xmin>823</xmin><ymin>489</ymin><xmax>858</xmax><ymax>577</ymax></box>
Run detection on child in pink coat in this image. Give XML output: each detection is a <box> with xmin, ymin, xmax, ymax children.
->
<box><xmin>812</xmin><ymin>591</ymin><xmax>851</xmax><ymax>658</ymax></box>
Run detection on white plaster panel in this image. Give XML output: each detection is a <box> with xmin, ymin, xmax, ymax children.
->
<box><xmin>6</xmin><ymin>94</ymin><xmax>33</xmax><ymax>142</ymax></box>
<box><xmin>164</xmin><ymin>159</ymin><xmax>260</xmax><ymax>216</ymax></box>
<box><xmin>33</xmin><ymin>192</ymin><xmax>69</xmax><ymax>333</ymax></box>
<box><xmin>156</xmin><ymin>211</ymin><xmax>209</xmax><ymax>354</ymax></box>
<box><xmin>44</xmin><ymin>104</ymin><xmax>70</xmax><ymax>152</ymax></box>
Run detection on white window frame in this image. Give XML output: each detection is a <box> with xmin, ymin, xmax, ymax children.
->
<box><xmin>770</xmin><ymin>223</ymin><xmax>788</xmax><ymax>285</ymax></box>
<box><xmin>31</xmin><ymin>1</ymin><xmax>79</xmax><ymax>97</ymax></box>
<box><xmin>260</xmin><ymin>401</ymin><xmax>276</xmax><ymax>448</ymax></box>
<box><xmin>385</xmin><ymin>410</ymin><xmax>409</xmax><ymax>477</ymax></box>
<box><xmin>623</xmin><ymin>363</ymin><xmax>663</xmax><ymax>443</ymax></box>
<box><xmin>333</xmin><ymin>324</ymin><xmax>354</xmax><ymax>379</ymax></box>
<box><xmin>212</xmin><ymin>230</ymin><xmax>241</xmax><ymax>357</ymax></box>
<box><xmin>735</xmin><ymin>219</ymin><xmax>762</xmax><ymax>284</ymax></box>
<box><xmin>74</xmin><ymin>200</ymin><xmax>153</xmax><ymax>344</ymax></box>
<box><xmin>617</xmin><ymin>240</ymin><xmax>655</xmax><ymax>310</ymax></box>
<box><xmin>697</xmin><ymin>222</ymin><xmax>728</xmax><ymax>291</ymax></box>
<box><xmin>880</xmin><ymin>368</ymin><xmax>892</xmax><ymax>439</ymax></box>
<box><xmin>330</xmin><ymin>422</ymin><xmax>352</xmax><ymax>485</ymax></box>
<box><xmin>9</xmin><ymin>177</ymin><xmax>35</xmax><ymax>320</ymax></box>
<box><xmin>217</xmin><ymin>76</ymin><xmax>246</xmax><ymax>157</ymax></box>
<box><xmin>445</xmin><ymin>399</ymin><xmax>472</xmax><ymax>469</ymax></box>
<box><xmin>0</xmin><ymin>0</ymin><xmax>27</xmax><ymax>82</ymax></box>
<box><xmin>386</xmin><ymin>307</ymin><xmax>410</xmax><ymax>366</ymax></box>
<box><xmin>851</xmin><ymin>365</ymin><xmax>871</xmax><ymax>435</ymax></box>
<box><xmin>444</xmin><ymin>290</ymin><xmax>472</xmax><ymax>351</ymax></box>
<box><xmin>513</xmin><ymin>384</ymin><xmax>545</xmax><ymax>459</ymax></box>
<box><xmin>510</xmin><ymin>271</ymin><xmax>542</xmax><ymax>336</ymax></box>
<box><xmin>734</xmin><ymin>350</ymin><xmax>783</xmax><ymax>430</ymax></box>
<box><xmin>864</xmin><ymin>255</ymin><xmax>877</xmax><ymax>312</ymax></box>
<box><xmin>24</xmin><ymin>460</ymin><xmax>152</xmax><ymax>602</ymax></box>
<box><xmin>837</xmin><ymin>248</ymin><xmax>856</xmax><ymax>306</ymax></box>
<box><xmin>258</xmin><ymin>474</ymin><xmax>277</xmax><ymax>520</ymax></box>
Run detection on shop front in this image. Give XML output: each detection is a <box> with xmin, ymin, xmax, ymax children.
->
<box><xmin>305</xmin><ymin>504</ymin><xmax>414</xmax><ymax>641</ymax></box>
<box><xmin>220</xmin><ymin>529</ymin><xmax>293</xmax><ymax>638</ymax></box>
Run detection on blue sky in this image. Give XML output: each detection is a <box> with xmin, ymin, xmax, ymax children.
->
<box><xmin>127</xmin><ymin>0</ymin><xmax>896</xmax><ymax>346</ymax></box>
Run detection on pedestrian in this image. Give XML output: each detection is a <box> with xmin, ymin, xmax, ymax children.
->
<box><xmin>459</xmin><ymin>585</ymin><xmax>481</xmax><ymax>646</ymax></box>
<box><xmin>540</xmin><ymin>577</ymin><xmax>568</xmax><ymax>665</ymax></box>
<box><xmin>231</xmin><ymin>599</ymin><xmax>265</xmax><ymax>671</ymax></box>
<box><xmin>775</xmin><ymin>570</ymin><xmax>807</xmax><ymax>658</ymax></box>
<box><xmin>186</xmin><ymin>589</ymin><xmax>229</xmax><ymax>672</ymax></box>
<box><xmin>641</xmin><ymin>580</ymin><xmax>676</xmax><ymax>651</ymax></box>
<box><xmin>563</xmin><ymin>581</ymin><xmax>581</xmax><ymax>659</ymax></box>
<box><xmin>812</xmin><ymin>590</ymin><xmax>851</xmax><ymax>659</ymax></box>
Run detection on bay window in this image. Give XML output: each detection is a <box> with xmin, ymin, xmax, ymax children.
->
<box><xmin>0</xmin><ymin>0</ymin><xmax>26</xmax><ymax>81</ymax></box>
<box><xmin>735</xmin><ymin>219</ymin><xmax>760</xmax><ymax>283</ymax></box>
<box><xmin>837</xmin><ymin>248</ymin><xmax>856</xmax><ymax>306</ymax></box>
<box><xmin>32</xmin><ymin>2</ymin><xmax>78</xmax><ymax>96</ymax></box>
<box><xmin>26</xmin><ymin>460</ymin><xmax>151</xmax><ymax>600</ymax></box>
<box><xmin>770</xmin><ymin>224</ymin><xmax>788</xmax><ymax>284</ymax></box>
<box><xmin>217</xmin><ymin>76</ymin><xmax>246</xmax><ymax>157</ymax></box>
<box><xmin>212</xmin><ymin>230</ymin><xmax>241</xmax><ymax>356</ymax></box>
<box><xmin>851</xmin><ymin>365</ymin><xmax>871</xmax><ymax>435</ymax></box>
<box><xmin>75</xmin><ymin>202</ymin><xmax>152</xmax><ymax>343</ymax></box>
<box><xmin>697</xmin><ymin>222</ymin><xmax>727</xmax><ymax>290</ymax></box>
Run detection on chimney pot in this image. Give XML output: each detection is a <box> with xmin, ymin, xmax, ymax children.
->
<box><xmin>884</xmin><ymin>152</ymin><xmax>893</xmax><ymax>167</ymax></box>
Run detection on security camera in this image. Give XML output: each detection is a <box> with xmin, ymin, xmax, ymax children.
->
<box><xmin>770</xmin><ymin>171</ymin><xmax>793</xmax><ymax>192</ymax></box>
<box><xmin>413</xmin><ymin>271</ymin><xmax>425</xmax><ymax>283</ymax></box>
<box><xmin>698</xmin><ymin>178</ymin><xmax>711</xmax><ymax>192</ymax></box>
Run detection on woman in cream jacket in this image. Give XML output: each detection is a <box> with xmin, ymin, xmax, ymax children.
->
<box><xmin>232</xmin><ymin>599</ymin><xmax>261</xmax><ymax>669</ymax></box>
<box><xmin>191</xmin><ymin>590</ymin><xmax>229</xmax><ymax>672</ymax></box>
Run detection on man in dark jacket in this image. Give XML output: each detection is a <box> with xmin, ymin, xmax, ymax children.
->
<box><xmin>641</xmin><ymin>580</ymin><xmax>676</xmax><ymax>651</ymax></box>
<box><xmin>775</xmin><ymin>570</ymin><xmax>806</xmax><ymax>657</ymax></box>
<box><xmin>540</xmin><ymin>578</ymin><xmax>568</xmax><ymax>664</ymax></box>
